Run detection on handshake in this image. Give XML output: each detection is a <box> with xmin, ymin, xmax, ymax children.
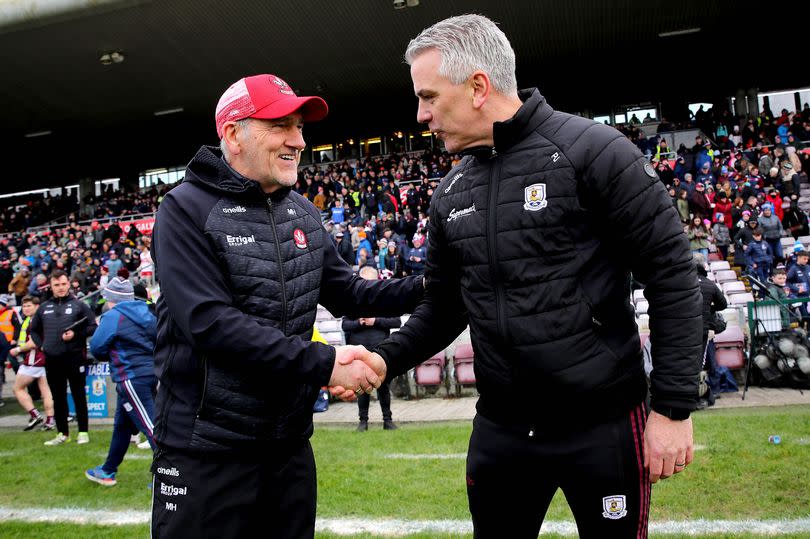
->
<box><xmin>328</xmin><ymin>345</ymin><xmax>387</xmax><ymax>401</ymax></box>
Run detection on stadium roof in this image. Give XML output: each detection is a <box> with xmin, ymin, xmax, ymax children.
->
<box><xmin>1</xmin><ymin>0</ymin><xmax>804</xmax><ymax>191</ymax></box>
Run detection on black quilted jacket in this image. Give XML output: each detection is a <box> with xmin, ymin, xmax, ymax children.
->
<box><xmin>376</xmin><ymin>89</ymin><xmax>703</xmax><ymax>429</ymax></box>
<box><xmin>152</xmin><ymin>146</ymin><xmax>422</xmax><ymax>452</ymax></box>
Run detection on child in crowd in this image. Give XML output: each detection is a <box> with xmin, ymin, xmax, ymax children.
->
<box><xmin>746</xmin><ymin>228</ymin><xmax>773</xmax><ymax>286</ymax></box>
<box><xmin>711</xmin><ymin>213</ymin><xmax>732</xmax><ymax>259</ymax></box>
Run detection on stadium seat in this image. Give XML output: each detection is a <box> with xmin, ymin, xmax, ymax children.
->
<box><xmin>706</xmin><ymin>272</ymin><xmax>716</xmax><ymax>282</ymax></box>
<box><xmin>798</xmin><ymin>235</ymin><xmax>810</xmax><ymax>247</ymax></box>
<box><xmin>714</xmin><ymin>326</ymin><xmax>745</xmax><ymax>369</ymax></box>
<box><xmin>722</xmin><ymin>281</ymin><xmax>747</xmax><ymax>296</ymax></box>
<box><xmin>729</xmin><ymin>292</ymin><xmax>755</xmax><ymax>307</ymax></box>
<box><xmin>453</xmin><ymin>343</ymin><xmax>476</xmax><ymax>396</ymax></box>
<box><xmin>316</xmin><ymin>307</ymin><xmax>333</xmax><ymax>321</ymax></box>
<box><xmin>632</xmin><ymin>289</ymin><xmax>645</xmax><ymax>305</ymax></box>
<box><xmin>414</xmin><ymin>351</ymin><xmax>447</xmax><ymax>397</ymax></box>
<box><xmin>714</xmin><ymin>270</ymin><xmax>739</xmax><ymax>284</ymax></box>
<box><xmin>321</xmin><ymin>331</ymin><xmax>344</xmax><ymax>346</ymax></box>
<box><xmin>317</xmin><ymin>319</ymin><xmax>341</xmax><ymax>333</ymax></box>
<box><xmin>635</xmin><ymin>300</ymin><xmax>649</xmax><ymax>315</ymax></box>
<box><xmin>781</xmin><ymin>237</ymin><xmax>796</xmax><ymax>253</ymax></box>
<box><xmin>709</xmin><ymin>261</ymin><xmax>730</xmax><ymax>272</ymax></box>
<box><xmin>637</xmin><ymin>314</ymin><xmax>649</xmax><ymax>332</ymax></box>
<box><xmin>718</xmin><ymin>307</ymin><xmax>741</xmax><ymax>327</ymax></box>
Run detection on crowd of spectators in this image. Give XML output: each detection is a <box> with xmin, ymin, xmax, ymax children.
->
<box><xmin>293</xmin><ymin>148</ymin><xmax>460</xmax><ymax>278</ymax></box>
<box><xmin>0</xmin><ymin>220</ymin><xmax>154</xmax><ymax>310</ymax></box>
<box><xmin>1</xmin><ymin>103</ymin><xmax>809</xmax><ymax>295</ymax></box>
<box><xmin>655</xmin><ymin>104</ymin><xmax>810</xmax><ymax>301</ymax></box>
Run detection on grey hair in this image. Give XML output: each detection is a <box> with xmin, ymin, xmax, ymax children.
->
<box><xmin>405</xmin><ymin>14</ymin><xmax>517</xmax><ymax>95</ymax></box>
<box><xmin>219</xmin><ymin>118</ymin><xmax>252</xmax><ymax>161</ymax></box>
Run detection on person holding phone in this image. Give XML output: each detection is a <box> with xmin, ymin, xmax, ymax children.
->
<box><xmin>28</xmin><ymin>270</ymin><xmax>97</xmax><ymax>446</ymax></box>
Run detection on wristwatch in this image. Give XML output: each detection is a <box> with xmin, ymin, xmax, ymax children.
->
<box><xmin>652</xmin><ymin>405</ymin><xmax>691</xmax><ymax>420</ymax></box>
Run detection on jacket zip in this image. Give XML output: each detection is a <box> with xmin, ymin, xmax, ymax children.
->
<box><xmin>157</xmin><ymin>342</ymin><xmax>175</xmax><ymax>440</ymax></box>
<box><xmin>486</xmin><ymin>151</ymin><xmax>508</xmax><ymax>340</ymax></box>
<box><xmin>195</xmin><ymin>354</ymin><xmax>209</xmax><ymax>418</ymax></box>
<box><xmin>267</xmin><ymin>198</ymin><xmax>288</xmax><ymax>334</ymax></box>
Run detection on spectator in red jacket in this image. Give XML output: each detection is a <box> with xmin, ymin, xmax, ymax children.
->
<box><xmin>765</xmin><ymin>188</ymin><xmax>784</xmax><ymax>220</ymax></box>
<box><xmin>713</xmin><ymin>191</ymin><xmax>733</xmax><ymax>229</ymax></box>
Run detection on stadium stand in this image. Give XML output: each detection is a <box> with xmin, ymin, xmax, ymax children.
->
<box><xmin>2</xmin><ymin>102</ymin><xmax>810</xmax><ymax>401</ymax></box>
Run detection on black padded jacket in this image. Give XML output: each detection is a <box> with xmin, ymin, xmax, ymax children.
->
<box><xmin>152</xmin><ymin>146</ymin><xmax>423</xmax><ymax>452</ymax></box>
<box><xmin>375</xmin><ymin>89</ymin><xmax>703</xmax><ymax>429</ymax></box>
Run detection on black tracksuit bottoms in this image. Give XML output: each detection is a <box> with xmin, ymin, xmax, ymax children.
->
<box><xmin>151</xmin><ymin>440</ymin><xmax>316</xmax><ymax>539</ymax></box>
<box><xmin>466</xmin><ymin>402</ymin><xmax>651</xmax><ymax>539</ymax></box>
<box><xmin>45</xmin><ymin>358</ymin><xmax>88</xmax><ymax>435</ymax></box>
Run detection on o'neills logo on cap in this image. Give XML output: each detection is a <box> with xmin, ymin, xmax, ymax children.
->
<box><xmin>271</xmin><ymin>76</ymin><xmax>295</xmax><ymax>96</ymax></box>
<box><xmin>293</xmin><ymin>229</ymin><xmax>308</xmax><ymax>250</ymax></box>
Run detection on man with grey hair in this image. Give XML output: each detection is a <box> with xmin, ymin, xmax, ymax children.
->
<box><xmin>363</xmin><ymin>14</ymin><xmax>703</xmax><ymax>537</ymax></box>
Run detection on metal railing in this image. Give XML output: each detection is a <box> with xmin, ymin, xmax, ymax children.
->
<box><xmin>26</xmin><ymin>211</ymin><xmax>156</xmax><ymax>235</ymax></box>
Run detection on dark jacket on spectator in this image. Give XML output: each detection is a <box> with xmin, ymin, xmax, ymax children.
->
<box><xmin>697</xmin><ymin>266</ymin><xmax>727</xmax><ymax>334</ymax></box>
<box><xmin>342</xmin><ymin>316</ymin><xmax>401</xmax><ymax>350</ymax></box>
<box><xmin>28</xmin><ymin>294</ymin><xmax>96</xmax><ymax>361</ymax></box>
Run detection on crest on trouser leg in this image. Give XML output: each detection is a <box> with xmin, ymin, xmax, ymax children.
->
<box><xmin>602</xmin><ymin>495</ymin><xmax>628</xmax><ymax>519</ymax></box>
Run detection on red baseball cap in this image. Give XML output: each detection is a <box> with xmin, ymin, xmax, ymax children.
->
<box><xmin>215</xmin><ymin>74</ymin><xmax>328</xmax><ymax>138</ymax></box>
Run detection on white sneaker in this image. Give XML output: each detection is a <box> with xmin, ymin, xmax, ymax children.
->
<box><xmin>137</xmin><ymin>440</ymin><xmax>152</xmax><ymax>450</ymax></box>
<box><xmin>130</xmin><ymin>434</ymin><xmax>141</xmax><ymax>445</ymax></box>
<box><xmin>77</xmin><ymin>432</ymin><xmax>90</xmax><ymax>445</ymax></box>
<box><xmin>44</xmin><ymin>433</ymin><xmax>70</xmax><ymax>446</ymax></box>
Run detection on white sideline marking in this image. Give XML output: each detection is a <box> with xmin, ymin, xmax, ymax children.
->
<box><xmin>1</xmin><ymin>508</ymin><xmax>810</xmax><ymax>535</ymax></box>
<box><xmin>0</xmin><ymin>452</ymin><xmax>19</xmax><ymax>458</ymax></box>
<box><xmin>384</xmin><ymin>453</ymin><xmax>467</xmax><ymax>460</ymax></box>
<box><xmin>385</xmin><ymin>447</ymin><xmax>707</xmax><ymax>460</ymax></box>
<box><xmin>95</xmin><ymin>452</ymin><xmax>152</xmax><ymax>460</ymax></box>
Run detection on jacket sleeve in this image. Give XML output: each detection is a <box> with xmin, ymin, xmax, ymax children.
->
<box><xmin>153</xmin><ymin>193</ymin><xmax>336</xmax><ymax>387</ymax></box>
<box><xmin>341</xmin><ymin>318</ymin><xmax>362</xmax><ymax>332</ymax></box>
<box><xmin>712</xmin><ymin>284</ymin><xmax>727</xmax><ymax>313</ymax></box>
<box><xmin>74</xmin><ymin>300</ymin><xmax>97</xmax><ymax>339</ymax></box>
<box><xmin>89</xmin><ymin>312</ymin><xmax>118</xmax><ymax>362</ymax></box>
<box><xmin>373</xmin><ymin>316</ymin><xmax>402</xmax><ymax>329</ymax></box>
<box><xmin>575</xmin><ymin>128</ymin><xmax>703</xmax><ymax>413</ymax></box>
<box><xmin>317</xmin><ymin>226</ymin><xmax>424</xmax><ymax>319</ymax></box>
<box><xmin>372</xmin><ymin>192</ymin><xmax>470</xmax><ymax>378</ymax></box>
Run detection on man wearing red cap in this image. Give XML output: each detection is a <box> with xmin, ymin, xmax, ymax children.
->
<box><xmin>150</xmin><ymin>74</ymin><xmax>421</xmax><ymax>538</ymax></box>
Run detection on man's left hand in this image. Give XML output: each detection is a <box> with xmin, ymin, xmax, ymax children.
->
<box><xmin>643</xmin><ymin>411</ymin><xmax>693</xmax><ymax>483</ymax></box>
<box><xmin>62</xmin><ymin>330</ymin><xmax>75</xmax><ymax>342</ymax></box>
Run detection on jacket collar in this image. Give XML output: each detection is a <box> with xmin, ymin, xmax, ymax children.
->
<box><xmin>492</xmin><ymin>88</ymin><xmax>554</xmax><ymax>153</ymax></box>
<box><xmin>184</xmin><ymin>146</ymin><xmax>292</xmax><ymax>201</ymax></box>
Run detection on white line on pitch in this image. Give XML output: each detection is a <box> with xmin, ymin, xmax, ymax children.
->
<box><xmin>383</xmin><ymin>453</ymin><xmax>467</xmax><ymax>460</ymax></box>
<box><xmin>95</xmin><ymin>452</ymin><xmax>153</xmax><ymax>460</ymax></box>
<box><xmin>2</xmin><ymin>507</ymin><xmax>810</xmax><ymax>535</ymax></box>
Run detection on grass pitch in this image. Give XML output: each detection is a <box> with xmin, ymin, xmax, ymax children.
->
<box><xmin>0</xmin><ymin>402</ymin><xmax>807</xmax><ymax>537</ymax></box>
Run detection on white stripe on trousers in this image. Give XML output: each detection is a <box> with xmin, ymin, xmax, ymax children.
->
<box><xmin>123</xmin><ymin>379</ymin><xmax>154</xmax><ymax>434</ymax></box>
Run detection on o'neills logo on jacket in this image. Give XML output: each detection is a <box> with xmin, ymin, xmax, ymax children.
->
<box><xmin>447</xmin><ymin>203</ymin><xmax>476</xmax><ymax>223</ymax></box>
<box><xmin>226</xmin><ymin>234</ymin><xmax>255</xmax><ymax>246</ymax></box>
<box><xmin>222</xmin><ymin>206</ymin><xmax>246</xmax><ymax>213</ymax></box>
